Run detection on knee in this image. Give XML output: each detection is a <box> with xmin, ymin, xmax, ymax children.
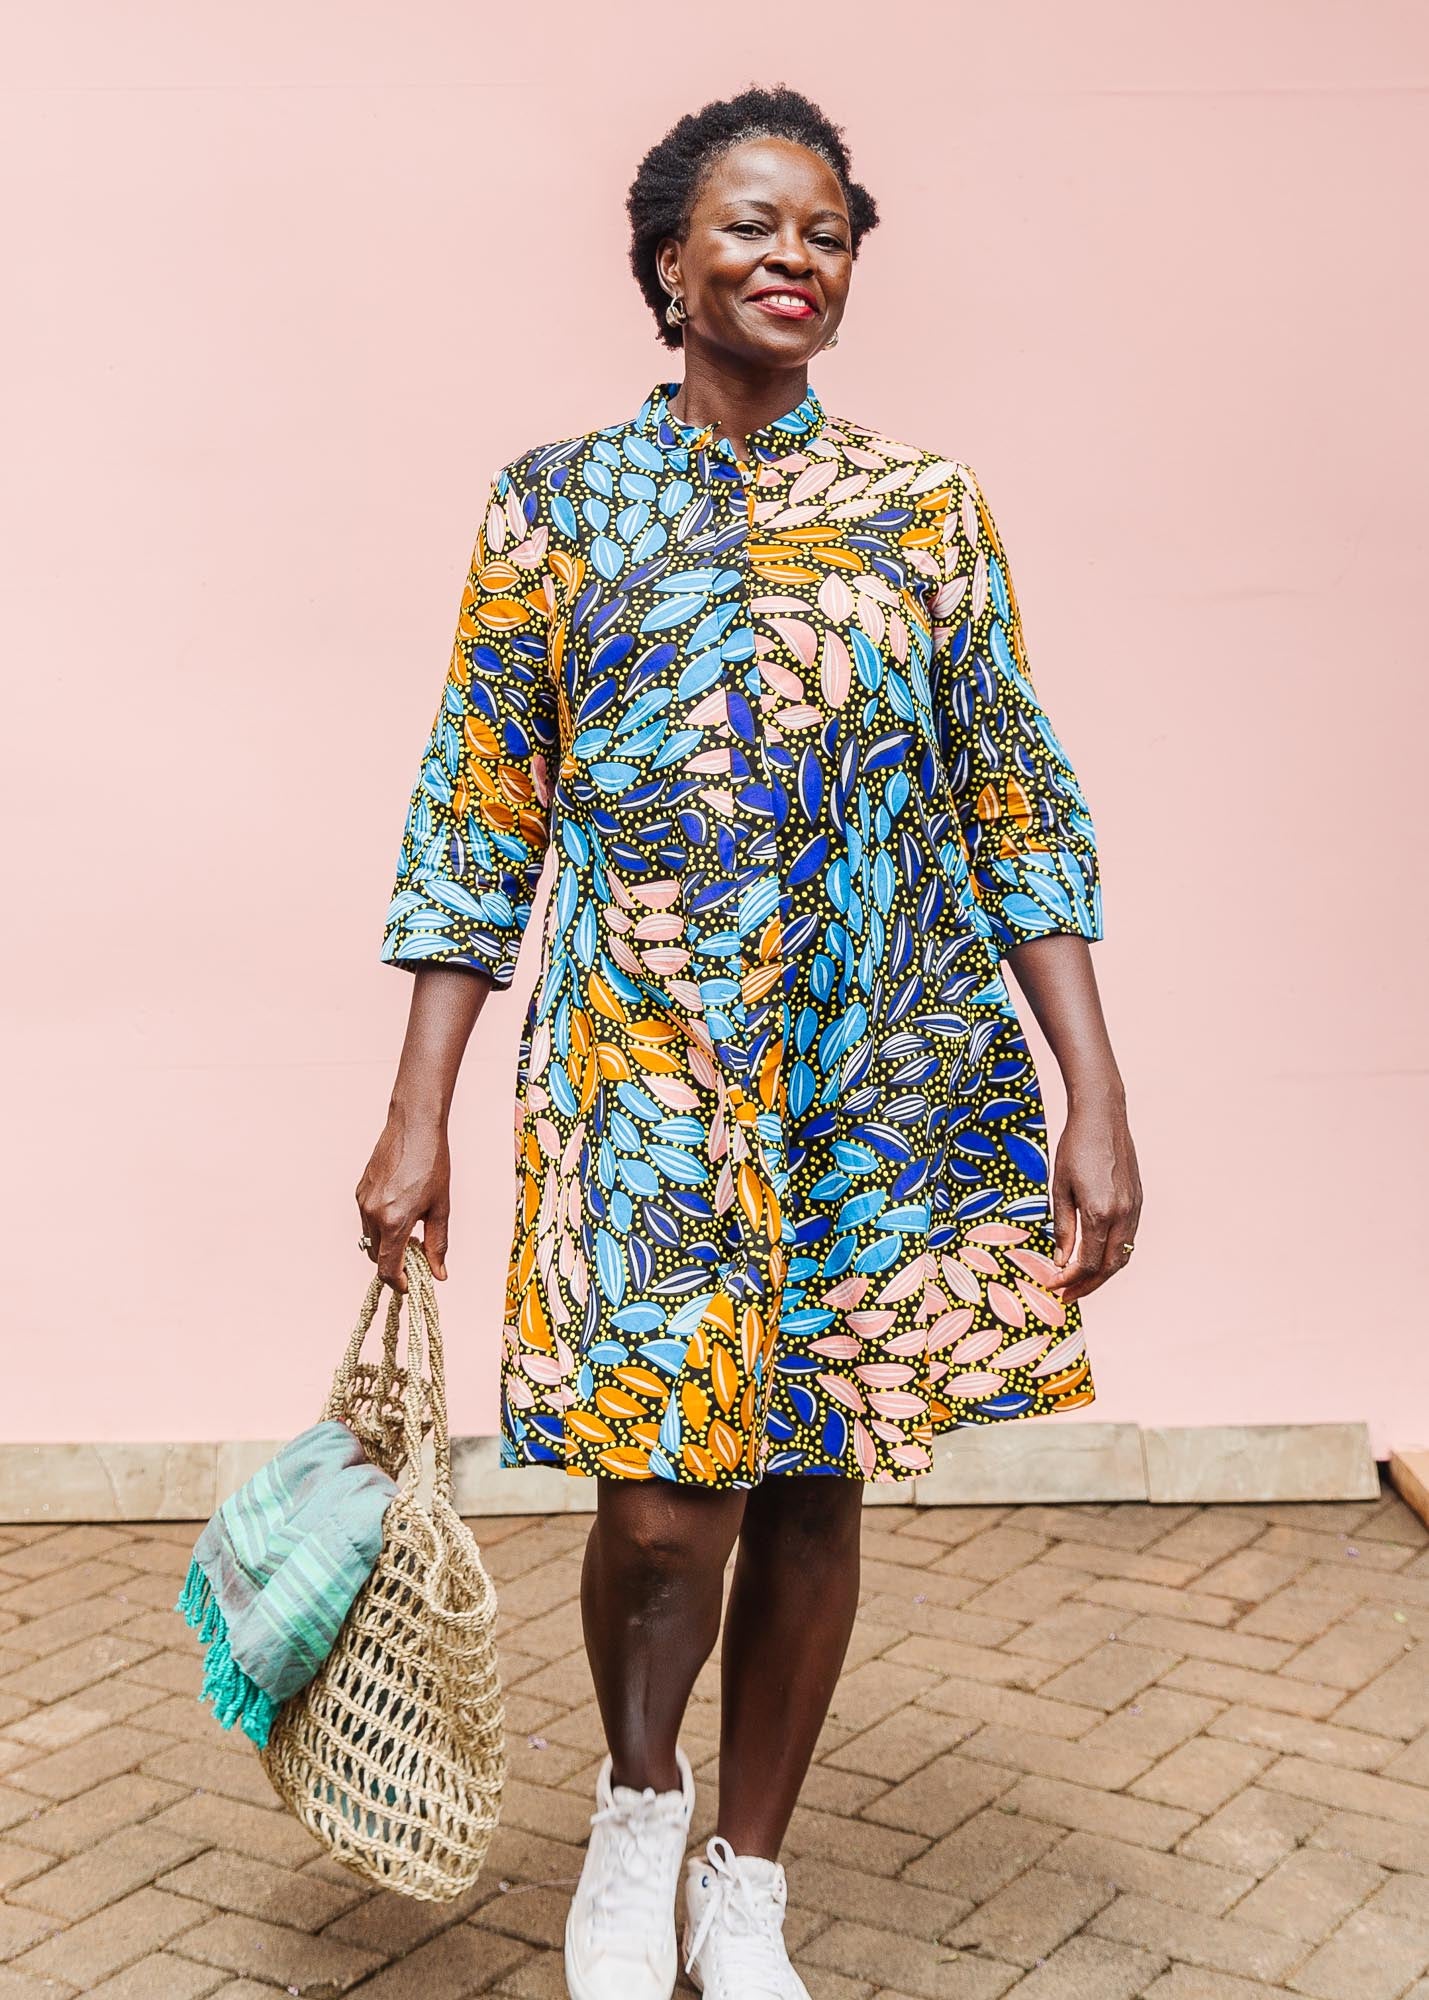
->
<box><xmin>744</xmin><ymin>1478</ymin><xmax>864</xmax><ymax>1568</ymax></box>
<box><xmin>593</xmin><ymin>1490</ymin><xmax>736</xmax><ymax>1610</ymax></box>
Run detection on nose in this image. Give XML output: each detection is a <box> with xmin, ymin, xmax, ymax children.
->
<box><xmin>763</xmin><ymin>228</ymin><xmax>815</xmax><ymax>277</ymax></box>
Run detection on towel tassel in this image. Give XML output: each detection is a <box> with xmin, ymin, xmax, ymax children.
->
<box><xmin>175</xmin><ymin>1557</ymin><xmax>280</xmax><ymax>1749</ymax></box>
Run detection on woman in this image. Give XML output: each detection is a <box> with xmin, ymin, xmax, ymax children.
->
<box><xmin>358</xmin><ymin>83</ymin><xmax>1141</xmax><ymax>2000</ymax></box>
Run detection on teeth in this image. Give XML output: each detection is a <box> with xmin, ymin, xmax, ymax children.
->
<box><xmin>759</xmin><ymin>293</ymin><xmax>809</xmax><ymax>308</ymax></box>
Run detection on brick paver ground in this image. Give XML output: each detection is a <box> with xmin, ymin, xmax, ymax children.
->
<box><xmin>2</xmin><ymin>1473</ymin><xmax>1428</xmax><ymax>1997</ymax></box>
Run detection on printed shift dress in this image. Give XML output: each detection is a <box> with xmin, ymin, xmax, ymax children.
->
<box><xmin>381</xmin><ymin>378</ymin><xmax>1104</xmax><ymax>1486</ymax></box>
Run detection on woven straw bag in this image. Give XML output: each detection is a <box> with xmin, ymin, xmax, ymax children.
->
<box><xmin>258</xmin><ymin>1241</ymin><xmax>507</xmax><ymax>1899</ymax></box>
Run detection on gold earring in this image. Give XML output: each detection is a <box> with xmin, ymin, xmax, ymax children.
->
<box><xmin>824</xmin><ymin>327</ymin><xmax>840</xmax><ymax>348</ymax></box>
<box><xmin>665</xmin><ymin>293</ymin><xmax>688</xmax><ymax>327</ymax></box>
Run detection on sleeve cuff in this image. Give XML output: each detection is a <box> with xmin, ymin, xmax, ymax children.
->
<box><xmin>380</xmin><ymin>877</ymin><xmax>533</xmax><ymax>989</ymax></box>
<box><xmin>974</xmin><ymin>845</ymin><xmax>1103</xmax><ymax>953</ymax></box>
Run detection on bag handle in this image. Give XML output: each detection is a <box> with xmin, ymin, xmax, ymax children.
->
<box><xmin>394</xmin><ymin>1242</ymin><xmax>453</xmax><ymax>1502</ymax></box>
<box><xmin>323</xmin><ymin>1273</ymin><xmax>404</xmax><ymax>1425</ymax></box>
<box><xmin>323</xmin><ymin>1247</ymin><xmax>453</xmax><ymax>1502</ymax></box>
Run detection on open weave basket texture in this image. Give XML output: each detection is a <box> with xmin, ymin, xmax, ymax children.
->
<box><xmin>258</xmin><ymin>1243</ymin><xmax>506</xmax><ymax>1899</ymax></box>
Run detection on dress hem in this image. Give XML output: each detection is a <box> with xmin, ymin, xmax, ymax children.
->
<box><xmin>495</xmin><ymin>1373</ymin><xmax>1098</xmax><ymax>1487</ymax></box>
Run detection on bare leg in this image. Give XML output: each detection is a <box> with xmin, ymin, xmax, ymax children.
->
<box><xmin>715</xmin><ymin>1473</ymin><xmax>864</xmax><ymax>1858</ymax></box>
<box><xmin>580</xmin><ymin>1480</ymin><xmax>747</xmax><ymax>1794</ymax></box>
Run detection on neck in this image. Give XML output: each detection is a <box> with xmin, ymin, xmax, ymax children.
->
<box><xmin>667</xmin><ymin>347</ymin><xmax>810</xmax><ymax>461</ymax></box>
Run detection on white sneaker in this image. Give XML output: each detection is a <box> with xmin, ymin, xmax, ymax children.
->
<box><xmin>681</xmin><ymin>1834</ymin><xmax>810</xmax><ymax>1998</ymax></box>
<box><xmin>564</xmin><ymin>1745</ymin><xmax>696</xmax><ymax>2000</ymax></box>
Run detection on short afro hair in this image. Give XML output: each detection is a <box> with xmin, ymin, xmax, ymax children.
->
<box><xmin>626</xmin><ymin>83</ymin><xmax>880</xmax><ymax>348</ymax></box>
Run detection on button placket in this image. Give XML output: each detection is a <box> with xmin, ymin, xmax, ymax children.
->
<box><xmin>637</xmin><ymin>396</ymin><xmax>802</xmax><ymax>1195</ymax></box>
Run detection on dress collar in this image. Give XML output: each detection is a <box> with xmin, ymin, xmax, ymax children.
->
<box><xmin>635</xmin><ymin>377</ymin><xmax>827</xmax><ymax>462</ymax></box>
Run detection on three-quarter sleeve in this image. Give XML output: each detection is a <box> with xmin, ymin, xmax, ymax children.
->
<box><xmin>380</xmin><ymin>461</ymin><xmax>560</xmax><ymax>989</ymax></box>
<box><xmin>928</xmin><ymin>461</ymin><xmax>1102</xmax><ymax>954</ymax></box>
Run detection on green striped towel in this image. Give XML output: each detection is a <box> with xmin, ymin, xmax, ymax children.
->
<box><xmin>175</xmin><ymin>1419</ymin><xmax>399</xmax><ymax>1747</ymax></box>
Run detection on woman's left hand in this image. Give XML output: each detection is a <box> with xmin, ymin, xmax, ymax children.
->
<box><xmin>1046</xmin><ymin>1095</ymin><xmax>1142</xmax><ymax>1301</ymax></box>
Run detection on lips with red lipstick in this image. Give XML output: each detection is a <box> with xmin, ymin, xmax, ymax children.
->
<box><xmin>745</xmin><ymin>285</ymin><xmax>820</xmax><ymax>321</ymax></box>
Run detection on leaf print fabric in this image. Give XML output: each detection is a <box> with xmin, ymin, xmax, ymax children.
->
<box><xmin>381</xmin><ymin>379</ymin><xmax>1104</xmax><ymax>1486</ymax></box>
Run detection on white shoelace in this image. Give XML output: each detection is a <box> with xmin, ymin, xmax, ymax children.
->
<box><xmin>684</xmin><ymin>1835</ymin><xmax>793</xmax><ymax>1993</ymax></box>
<box><xmin>585</xmin><ymin>1786</ymin><xmax>688</xmax><ymax>1956</ymax></box>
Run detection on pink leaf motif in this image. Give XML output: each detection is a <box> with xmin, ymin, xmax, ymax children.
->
<box><xmin>971</xmin><ymin>547</ymin><xmax>989</xmax><ymax>620</ymax></box>
<box><xmin>868</xmin><ymin>1390</ymin><xmax>926</xmax><ymax>1420</ymax></box>
<box><xmin>1015</xmin><ymin>1278</ymin><xmax>1066</xmax><ymax>1329</ymax></box>
<box><xmin>930</xmin><ymin>575</ymin><xmax>968</xmax><ymax>620</ymax></box>
<box><xmin>643</xmin><ymin>1076</ymin><xmax>701</xmax><ymax>1110</ymax></box>
<box><xmin>875</xmin><ymin>1262</ymin><xmax>926</xmax><ymax>1306</ymax></box>
<box><xmin>687</xmin><ymin>691</ymin><xmax>728</xmax><ymax>726</ymax></box>
<box><xmin>767</xmin><ymin>616</ymin><xmax>818</xmax><ymax>667</ymax></box>
<box><xmin>845</xmin><ymin>1310</ymin><xmax>898</xmax><ymax>1339</ymax></box>
<box><xmin>639</xmin><ymin>946</ymin><xmax>691</xmax><ymax>975</ymax></box>
<box><xmin>1007</xmin><ymin>1247</ymin><xmax>1063</xmax><ymax>1286</ymax></box>
<box><xmin>817</xmin><ymin>571</ymin><xmax>854</xmax><ymax>622</ymax></box>
<box><xmin>960</xmin><ymin>481</ymin><xmax>980</xmax><ymax>546</ymax></box>
<box><xmin>816</xmin><ymin>1372</ymin><xmax>867</xmax><ymax>1414</ymax></box>
<box><xmin>758</xmin><ymin>661</ymin><xmax>806</xmax><ymax>700</ymax></box>
<box><xmin>995</xmin><ymin>1332</ymin><xmax>1052</xmax><ymax>1369</ymax></box>
<box><xmin>751</xmin><ymin>593</ymin><xmax>817</xmax><ymax>615</ymax></box>
<box><xmin>1031</xmin><ymin>1330</ymin><xmax>1086</xmax><ymax>1377</ymax></box>
<box><xmin>946</xmin><ymin>1321</ymin><xmax>1006</xmax><ymax>1366</ymax></box>
<box><xmin>945</xmin><ymin>1370</ymin><xmax>1005</xmax><ymax>1397</ymax></box>
<box><xmin>822</xmin><ymin>1273</ymin><xmax>871</xmax><ymax>1309</ymax></box>
<box><xmin>939</xmin><ymin>1257</ymin><xmax>983</xmax><ymax>1304</ymax></box>
<box><xmin>855</xmin><ymin>593</ymin><xmax>886</xmax><ymax>647</ymax></box>
<box><xmin>687</xmin><ymin>1044</ymin><xmax>719</xmax><ymax>1092</ymax></box>
<box><xmin>511</xmin><ymin>526</ymin><xmax>548</xmax><ymax>570</ymax></box>
<box><xmin>531</xmin><ymin>1019</ymin><xmax>551</xmax><ymax>1079</ymax></box>
<box><xmin>926</xmin><ymin>1308</ymin><xmax>976</xmax><ymax>1353</ymax></box>
<box><xmin>788</xmin><ymin>460</ymin><xmax>840</xmax><ymax>506</ymax></box>
<box><xmin>987</xmin><ymin>1282</ymin><xmax>1026</xmax><ymax>1329</ymax></box>
<box><xmin>820</xmin><ymin>630</ymin><xmax>852</xmax><ymax>709</ymax></box>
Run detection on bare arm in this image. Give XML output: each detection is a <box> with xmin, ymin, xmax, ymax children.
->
<box><xmin>1002</xmin><ymin>933</ymin><xmax>1141</xmax><ymax>1301</ymax></box>
<box><xmin>356</xmin><ymin>965</ymin><xmax>493</xmax><ymax>1292</ymax></box>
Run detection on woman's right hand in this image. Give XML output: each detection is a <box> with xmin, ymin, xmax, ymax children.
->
<box><xmin>356</xmin><ymin>1108</ymin><xmax>451</xmax><ymax>1292</ymax></box>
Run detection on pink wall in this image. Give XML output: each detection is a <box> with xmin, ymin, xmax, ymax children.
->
<box><xmin>5</xmin><ymin>6</ymin><xmax>1427</xmax><ymax>1455</ymax></box>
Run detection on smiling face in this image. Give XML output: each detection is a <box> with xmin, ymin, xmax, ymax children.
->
<box><xmin>656</xmin><ymin>137</ymin><xmax>852</xmax><ymax>366</ymax></box>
